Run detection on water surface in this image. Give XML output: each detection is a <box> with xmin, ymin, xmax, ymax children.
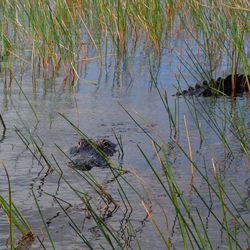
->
<box><xmin>0</xmin><ymin>45</ymin><xmax>249</xmax><ymax>249</ymax></box>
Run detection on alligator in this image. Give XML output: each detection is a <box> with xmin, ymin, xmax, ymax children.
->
<box><xmin>176</xmin><ymin>74</ymin><xmax>250</xmax><ymax>97</ymax></box>
<box><xmin>68</xmin><ymin>138</ymin><xmax>117</xmax><ymax>171</ymax></box>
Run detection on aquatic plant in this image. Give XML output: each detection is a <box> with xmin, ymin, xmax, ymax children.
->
<box><xmin>0</xmin><ymin>1</ymin><xmax>249</xmax><ymax>249</ymax></box>
<box><xmin>0</xmin><ymin>166</ymin><xmax>34</xmax><ymax>249</ymax></box>
<box><xmin>0</xmin><ymin>1</ymin><xmax>249</xmax><ymax>86</ymax></box>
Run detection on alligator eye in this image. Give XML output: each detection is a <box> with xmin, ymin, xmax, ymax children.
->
<box><xmin>102</xmin><ymin>140</ymin><xmax>109</xmax><ymax>147</ymax></box>
<box><xmin>78</xmin><ymin>140</ymin><xmax>85</xmax><ymax>148</ymax></box>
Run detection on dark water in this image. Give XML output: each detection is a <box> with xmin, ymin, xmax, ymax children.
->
<box><xmin>0</xmin><ymin>47</ymin><xmax>249</xmax><ymax>249</ymax></box>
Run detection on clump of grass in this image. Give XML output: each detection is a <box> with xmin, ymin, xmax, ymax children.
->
<box><xmin>14</xmin><ymin>100</ymin><xmax>249</xmax><ymax>249</ymax></box>
<box><xmin>0</xmin><ymin>165</ymin><xmax>34</xmax><ymax>249</ymax></box>
<box><xmin>1</xmin><ymin>1</ymin><xmax>249</xmax><ymax>85</ymax></box>
<box><xmin>1</xmin><ymin>1</ymin><xmax>249</xmax><ymax>249</ymax></box>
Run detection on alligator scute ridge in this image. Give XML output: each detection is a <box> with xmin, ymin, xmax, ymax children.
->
<box><xmin>176</xmin><ymin>74</ymin><xmax>250</xmax><ymax>97</ymax></box>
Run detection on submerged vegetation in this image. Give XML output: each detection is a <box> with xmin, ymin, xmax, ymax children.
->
<box><xmin>0</xmin><ymin>0</ymin><xmax>249</xmax><ymax>249</ymax></box>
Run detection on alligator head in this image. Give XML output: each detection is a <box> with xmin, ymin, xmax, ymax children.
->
<box><xmin>68</xmin><ymin>138</ymin><xmax>117</xmax><ymax>171</ymax></box>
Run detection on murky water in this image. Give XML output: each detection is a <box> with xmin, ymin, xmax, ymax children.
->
<box><xmin>0</xmin><ymin>46</ymin><xmax>249</xmax><ymax>249</ymax></box>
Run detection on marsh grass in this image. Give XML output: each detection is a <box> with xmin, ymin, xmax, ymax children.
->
<box><xmin>0</xmin><ymin>1</ymin><xmax>249</xmax><ymax>86</ymax></box>
<box><xmin>130</xmin><ymin>63</ymin><xmax>249</xmax><ymax>248</ymax></box>
<box><xmin>0</xmin><ymin>165</ymin><xmax>34</xmax><ymax>249</ymax></box>
<box><xmin>14</xmin><ymin>119</ymin><xmax>139</xmax><ymax>248</ymax></box>
<box><xmin>12</xmin><ymin>96</ymin><xmax>249</xmax><ymax>249</ymax></box>
<box><xmin>0</xmin><ymin>1</ymin><xmax>250</xmax><ymax>249</ymax></box>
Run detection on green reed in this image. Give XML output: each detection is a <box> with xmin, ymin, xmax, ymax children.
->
<box><xmin>0</xmin><ymin>165</ymin><xmax>34</xmax><ymax>249</ymax></box>
<box><xmin>10</xmin><ymin>93</ymin><xmax>249</xmax><ymax>249</ymax></box>
<box><xmin>0</xmin><ymin>1</ymin><xmax>249</xmax><ymax>249</ymax></box>
<box><xmin>0</xmin><ymin>1</ymin><xmax>249</xmax><ymax>84</ymax></box>
<box><xmin>15</xmin><ymin>122</ymin><xmax>132</xmax><ymax>248</ymax></box>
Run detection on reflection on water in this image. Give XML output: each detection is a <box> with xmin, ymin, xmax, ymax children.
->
<box><xmin>0</xmin><ymin>47</ymin><xmax>249</xmax><ymax>249</ymax></box>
